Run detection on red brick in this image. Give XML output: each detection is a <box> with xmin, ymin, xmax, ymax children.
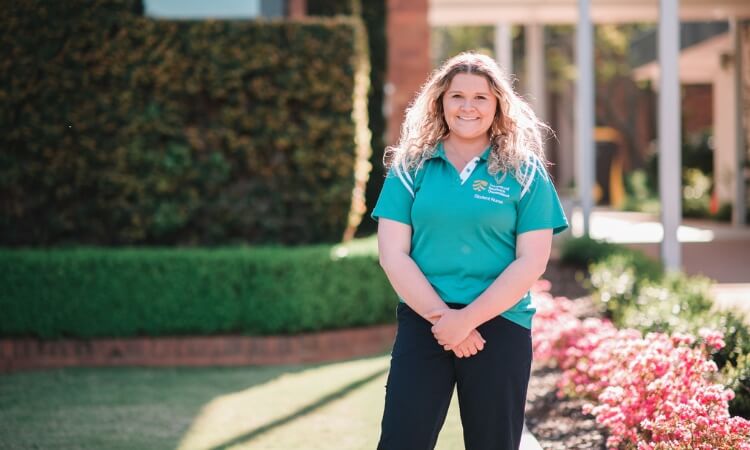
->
<box><xmin>682</xmin><ymin>84</ymin><xmax>712</xmax><ymax>134</ymax></box>
<box><xmin>288</xmin><ymin>0</ymin><xmax>306</xmax><ymax>19</ymax></box>
<box><xmin>0</xmin><ymin>325</ymin><xmax>397</xmax><ymax>373</ymax></box>
<box><xmin>386</xmin><ymin>0</ymin><xmax>430</xmax><ymax>146</ymax></box>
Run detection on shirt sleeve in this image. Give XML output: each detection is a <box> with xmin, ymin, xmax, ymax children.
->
<box><xmin>371</xmin><ymin>163</ymin><xmax>415</xmax><ymax>226</ymax></box>
<box><xmin>516</xmin><ymin>169</ymin><xmax>569</xmax><ymax>235</ymax></box>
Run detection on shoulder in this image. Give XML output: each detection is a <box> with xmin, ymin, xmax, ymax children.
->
<box><xmin>516</xmin><ymin>155</ymin><xmax>551</xmax><ymax>197</ymax></box>
<box><xmin>385</xmin><ymin>159</ymin><xmax>423</xmax><ymax>198</ymax></box>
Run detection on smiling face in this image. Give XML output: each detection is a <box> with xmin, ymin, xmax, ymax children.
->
<box><xmin>441</xmin><ymin>73</ymin><xmax>498</xmax><ymax>144</ymax></box>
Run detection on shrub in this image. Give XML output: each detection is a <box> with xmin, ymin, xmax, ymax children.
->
<box><xmin>0</xmin><ymin>237</ymin><xmax>395</xmax><ymax>338</ymax></box>
<box><xmin>618</xmin><ymin>273</ymin><xmax>714</xmax><ymax>333</ymax></box>
<box><xmin>532</xmin><ymin>293</ymin><xmax>750</xmax><ymax>449</ymax></box>
<box><xmin>0</xmin><ymin>1</ymin><xmax>371</xmax><ymax>246</ymax></box>
<box><xmin>588</xmin><ymin>252</ymin><xmax>663</xmax><ymax>321</ymax></box>
<box><xmin>578</xmin><ymin>243</ymin><xmax>750</xmax><ymax>420</ymax></box>
<box><xmin>560</xmin><ymin>237</ymin><xmax>662</xmax><ymax>276</ymax></box>
<box><xmin>682</xmin><ymin>168</ymin><xmax>712</xmax><ymax>219</ymax></box>
<box><xmin>559</xmin><ymin>236</ymin><xmax>622</xmax><ymax>267</ymax></box>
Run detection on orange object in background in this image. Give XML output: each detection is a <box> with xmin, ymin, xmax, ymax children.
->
<box><xmin>709</xmin><ymin>188</ymin><xmax>719</xmax><ymax>215</ymax></box>
<box><xmin>593</xmin><ymin>127</ymin><xmax>626</xmax><ymax>208</ymax></box>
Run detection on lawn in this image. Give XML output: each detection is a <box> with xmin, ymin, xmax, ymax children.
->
<box><xmin>0</xmin><ymin>355</ymin><xmax>466</xmax><ymax>450</ymax></box>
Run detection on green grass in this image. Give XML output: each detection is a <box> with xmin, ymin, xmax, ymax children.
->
<box><xmin>0</xmin><ymin>355</ymin><xmax>466</xmax><ymax>450</ymax></box>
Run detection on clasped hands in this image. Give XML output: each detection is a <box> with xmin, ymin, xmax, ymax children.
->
<box><xmin>427</xmin><ymin>308</ymin><xmax>485</xmax><ymax>358</ymax></box>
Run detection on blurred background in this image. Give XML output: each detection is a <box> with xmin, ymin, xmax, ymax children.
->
<box><xmin>0</xmin><ymin>1</ymin><xmax>749</xmax><ymax>449</ymax></box>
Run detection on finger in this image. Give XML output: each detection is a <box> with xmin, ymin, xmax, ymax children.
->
<box><xmin>443</xmin><ymin>344</ymin><xmax>452</xmax><ymax>351</ymax></box>
<box><xmin>463</xmin><ymin>341</ymin><xmax>478</xmax><ymax>356</ymax></box>
<box><xmin>466</xmin><ymin>332</ymin><xmax>482</xmax><ymax>348</ymax></box>
<box><xmin>471</xmin><ymin>332</ymin><xmax>486</xmax><ymax>349</ymax></box>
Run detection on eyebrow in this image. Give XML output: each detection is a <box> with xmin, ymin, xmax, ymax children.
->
<box><xmin>446</xmin><ymin>90</ymin><xmax>491</xmax><ymax>95</ymax></box>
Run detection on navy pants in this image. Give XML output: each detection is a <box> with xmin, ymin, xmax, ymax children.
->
<box><xmin>377</xmin><ymin>302</ymin><xmax>532</xmax><ymax>450</ymax></box>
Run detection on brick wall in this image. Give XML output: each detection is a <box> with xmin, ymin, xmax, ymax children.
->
<box><xmin>0</xmin><ymin>324</ymin><xmax>396</xmax><ymax>373</ymax></box>
<box><xmin>682</xmin><ymin>84</ymin><xmax>713</xmax><ymax>134</ymax></box>
<box><xmin>287</xmin><ymin>0</ymin><xmax>306</xmax><ymax>19</ymax></box>
<box><xmin>386</xmin><ymin>0</ymin><xmax>431</xmax><ymax>145</ymax></box>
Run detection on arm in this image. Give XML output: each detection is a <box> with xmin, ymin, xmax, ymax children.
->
<box><xmin>378</xmin><ymin>218</ymin><xmax>485</xmax><ymax>356</ymax></box>
<box><xmin>377</xmin><ymin>218</ymin><xmax>450</xmax><ymax>320</ymax></box>
<box><xmin>431</xmin><ymin>228</ymin><xmax>552</xmax><ymax>347</ymax></box>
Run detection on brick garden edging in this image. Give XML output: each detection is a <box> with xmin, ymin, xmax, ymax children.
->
<box><xmin>0</xmin><ymin>324</ymin><xmax>397</xmax><ymax>373</ymax></box>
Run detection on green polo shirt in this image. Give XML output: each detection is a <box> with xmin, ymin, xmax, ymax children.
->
<box><xmin>372</xmin><ymin>141</ymin><xmax>568</xmax><ymax>329</ymax></box>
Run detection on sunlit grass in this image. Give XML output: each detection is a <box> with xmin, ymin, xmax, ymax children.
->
<box><xmin>0</xmin><ymin>355</ymin><xmax>465</xmax><ymax>450</ymax></box>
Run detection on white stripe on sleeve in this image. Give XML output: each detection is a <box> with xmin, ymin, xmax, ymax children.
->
<box><xmin>393</xmin><ymin>164</ymin><xmax>415</xmax><ymax>198</ymax></box>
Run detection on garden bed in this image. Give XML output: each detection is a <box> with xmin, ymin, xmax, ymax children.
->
<box><xmin>526</xmin><ymin>363</ymin><xmax>607</xmax><ymax>450</ymax></box>
<box><xmin>526</xmin><ymin>260</ymin><xmax>750</xmax><ymax>449</ymax></box>
<box><xmin>525</xmin><ymin>294</ymin><xmax>608</xmax><ymax>450</ymax></box>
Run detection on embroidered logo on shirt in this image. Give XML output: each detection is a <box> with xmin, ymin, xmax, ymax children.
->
<box><xmin>472</xmin><ymin>180</ymin><xmax>488</xmax><ymax>192</ymax></box>
<box><xmin>488</xmin><ymin>184</ymin><xmax>510</xmax><ymax>198</ymax></box>
<box><xmin>472</xmin><ymin>180</ymin><xmax>510</xmax><ymax>204</ymax></box>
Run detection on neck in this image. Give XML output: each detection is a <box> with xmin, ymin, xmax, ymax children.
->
<box><xmin>444</xmin><ymin>134</ymin><xmax>490</xmax><ymax>159</ymax></box>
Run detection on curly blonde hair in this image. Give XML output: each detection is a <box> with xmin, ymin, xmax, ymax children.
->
<box><xmin>387</xmin><ymin>52</ymin><xmax>552</xmax><ymax>194</ymax></box>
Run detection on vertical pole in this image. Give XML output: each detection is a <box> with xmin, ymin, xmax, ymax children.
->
<box><xmin>576</xmin><ymin>0</ymin><xmax>595</xmax><ymax>236</ymax></box>
<box><xmin>732</xmin><ymin>18</ymin><xmax>747</xmax><ymax>226</ymax></box>
<box><xmin>495</xmin><ymin>22</ymin><xmax>513</xmax><ymax>75</ymax></box>
<box><xmin>526</xmin><ymin>24</ymin><xmax>546</xmax><ymax>120</ymax></box>
<box><xmin>659</xmin><ymin>0</ymin><xmax>682</xmax><ymax>270</ymax></box>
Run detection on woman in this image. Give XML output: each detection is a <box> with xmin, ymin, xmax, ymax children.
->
<box><xmin>372</xmin><ymin>52</ymin><xmax>568</xmax><ymax>450</ymax></box>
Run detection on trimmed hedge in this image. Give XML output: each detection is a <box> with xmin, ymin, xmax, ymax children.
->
<box><xmin>0</xmin><ymin>237</ymin><xmax>395</xmax><ymax>338</ymax></box>
<box><xmin>308</xmin><ymin>0</ymin><xmax>388</xmax><ymax>236</ymax></box>
<box><xmin>0</xmin><ymin>1</ymin><xmax>371</xmax><ymax>246</ymax></box>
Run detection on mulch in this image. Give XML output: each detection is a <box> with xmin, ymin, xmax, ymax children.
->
<box><xmin>525</xmin><ymin>363</ymin><xmax>608</xmax><ymax>450</ymax></box>
<box><xmin>524</xmin><ymin>268</ymin><xmax>609</xmax><ymax>449</ymax></box>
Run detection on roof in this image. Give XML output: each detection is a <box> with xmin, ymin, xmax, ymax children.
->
<box><xmin>429</xmin><ymin>0</ymin><xmax>750</xmax><ymax>25</ymax></box>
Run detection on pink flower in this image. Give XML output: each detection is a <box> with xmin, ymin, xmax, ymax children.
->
<box><xmin>698</xmin><ymin>327</ymin><xmax>726</xmax><ymax>351</ymax></box>
<box><xmin>531</xmin><ymin>293</ymin><xmax>750</xmax><ymax>449</ymax></box>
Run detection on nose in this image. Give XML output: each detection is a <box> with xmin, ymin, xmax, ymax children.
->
<box><xmin>460</xmin><ymin>99</ymin><xmax>474</xmax><ymax>111</ymax></box>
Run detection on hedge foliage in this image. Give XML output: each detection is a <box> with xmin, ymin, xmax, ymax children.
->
<box><xmin>308</xmin><ymin>0</ymin><xmax>387</xmax><ymax>236</ymax></box>
<box><xmin>0</xmin><ymin>237</ymin><xmax>395</xmax><ymax>338</ymax></box>
<box><xmin>0</xmin><ymin>1</ymin><xmax>371</xmax><ymax>246</ymax></box>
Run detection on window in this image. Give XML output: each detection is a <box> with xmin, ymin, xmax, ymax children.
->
<box><xmin>144</xmin><ymin>0</ymin><xmax>285</xmax><ymax>19</ymax></box>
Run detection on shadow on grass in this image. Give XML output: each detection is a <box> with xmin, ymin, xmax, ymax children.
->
<box><xmin>207</xmin><ymin>367</ymin><xmax>388</xmax><ymax>450</ymax></box>
<box><xmin>0</xmin><ymin>364</ymin><xmax>315</xmax><ymax>450</ymax></box>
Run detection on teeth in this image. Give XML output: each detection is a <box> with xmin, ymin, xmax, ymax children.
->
<box><xmin>458</xmin><ymin>117</ymin><xmax>479</xmax><ymax>120</ymax></box>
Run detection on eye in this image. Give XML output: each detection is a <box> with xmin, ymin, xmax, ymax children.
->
<box><xmin>475</xmin><ymin>96</ymin><xmax>487</xmax><ymax>100</ymax></box>
<box><xmin>451</xmin><ymin>94</ymin><xmax>462</xmax><ymax>99</ymax></box>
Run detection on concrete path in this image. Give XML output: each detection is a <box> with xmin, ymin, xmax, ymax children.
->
<box><xmin>567</xmin><ymin>208</ymin><xmax>750</xmax><ymax>311</ymax></box>
<box><xmin>520</xmin><ymin>424</ymin><xmax>544</xmax><ymax>450</ymax></box>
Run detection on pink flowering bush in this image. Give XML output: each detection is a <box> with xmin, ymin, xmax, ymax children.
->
<box><xmin>531</xmin><ymin>285</ymin><xmax>750</xmax><ymax>449</ymax></box>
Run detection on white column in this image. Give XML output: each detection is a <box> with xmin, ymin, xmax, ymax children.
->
<box><xmin>713</xmin><ymin>61</ymin><xmax>736</xmax><ymax>207</ymax></box>
<box><xmin>658</xmin><ymin>0</ymin><xmax>682</xmax><ymax>270</ymax></box>
<box><xmin>732</xmin><ymin>18</ymin><xmax>747</xmax><ymax>226</ymax></box>
<box><xmin>576</xmin><ymin>0</ymin><xmax>595</xmax><ymax>236</ymax></box>
<box><xmin>526</xmin><ymin>24</ymin><xmax>546</xmax><ymax>120</ymax></box>
<box><xmin>495</xmin><ymin>22</ymin><xmax>513</xmax><ymax>75</ymax></box>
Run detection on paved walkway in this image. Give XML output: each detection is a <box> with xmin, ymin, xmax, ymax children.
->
<box><xmin>566</xmin><ymin>208</ymin><xmax>750</xmax><ymax>314</ymax></box>
<box><xmin>520</xmin><ymin>424</ymin><xmax>544</xmax><ymax>450</ymax></box>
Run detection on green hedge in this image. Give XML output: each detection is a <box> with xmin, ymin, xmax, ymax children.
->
<box><xmin>0</xmin><ymin>237</ymin><xmax>394</xmax><ymax>338</ymax></box>
<box><xmin>308</xmin><ymin>0</ymin><xmax>387</xmax><ymax>236</ymax></box>
<box><xmin>0</xmin><ymin>1</ymin><xmax>371</xmax><ymax>246</ymax></box>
